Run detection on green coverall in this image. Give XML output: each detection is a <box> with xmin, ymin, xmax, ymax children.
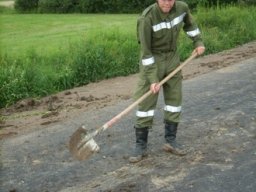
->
<box><xmin>134</xmin><ymin>1</ymin><xmax>204</xmax><ymax>128</ymax></box>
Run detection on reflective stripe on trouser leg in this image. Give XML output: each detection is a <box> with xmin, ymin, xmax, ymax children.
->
<box><xmin>163</xmin><ymin>71</ymin><xmax>182</xmax><ymax>123</ymax></box>
<box><xmin>135</xmin><ymin>93</ymin><xmax>158</xmax><ymax>128</ymax></box>
<box><xmin>133</xmin><ymin>77</ymin><xmax>158</xmax><ymax>128</ymax></box>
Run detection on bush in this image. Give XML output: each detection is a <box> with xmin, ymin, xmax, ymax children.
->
<box><xmin>37</xmin><ymin>0</ymin><xmax>155</xmax><ymax>13</ymax></box>
<box><xmin>38</xmin><ymin>0</ymin><xmax>78</xmax><ymax>13</ymax></box>
<box><xmin>0</xmin><ymin>6</ymin><xmax>15</xmax><ymax>14</ymax></box>
<box><xmin>183</xmin><ymin>0</ymin><xmax>208</xmax><ymax>9</ymax></box>
<box><xmin>76</xmin><ymin>0</ymin><xmax>104</xmax><ymax>13</ymax></box>
<box><xmin>0</xmin><ymin>52</ymin><xmax>57</xmax><ymax>107</ymax></box>
<box><xmin>15</xmin><ymin>0</ymin><xmax>39</xmax><ymax>12</ymax></box>
<box><xmin>0</xmin><ymin>29</ymin><xmax>139</xmax><ymax>107</ymax></box>
<box><xmin>238</xmin><ymin>0</ymin><xmax>256</xmax><ymax>5</ymax></box>
<box><xmin>13</xmin><ymin>0</ymin><xmax>255</xmax><ymax>14</ymax></box>
<box><xmin>70</xmin><ymin>29</ymin><xmax>139</xmax><ymax>85</ymax></box>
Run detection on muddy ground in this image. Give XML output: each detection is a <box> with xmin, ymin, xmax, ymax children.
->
<box><xmin>0</xmin><ymin>41</ymin><xmax>256</xmax><ymax>192</ymax></box>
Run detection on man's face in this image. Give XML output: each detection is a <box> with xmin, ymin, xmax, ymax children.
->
<box><xmin>157</xmin><ymin>0</ymin><xmax>175</xmax><ymax>13</ymax></box>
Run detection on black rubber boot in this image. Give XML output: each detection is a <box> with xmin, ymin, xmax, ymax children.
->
<box><xmin>163</xmin><ymin>122</ymin><xmax>186</xmax><ymax>156</ymax></box>
<box><xmin>129</xmin><ymin>128</ymin><xmax>149</xmax><ymax>163</ymax></box>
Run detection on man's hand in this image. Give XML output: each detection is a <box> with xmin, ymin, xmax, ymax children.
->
<box><xmin>193</xmin><ymin>46</ymin><xmax>205</xmax><ymax>56</ymax></box>
<box><xmin>150</xmin><ymin>83</ymin><xmax>160</xmax><ymax>94</ymax></box>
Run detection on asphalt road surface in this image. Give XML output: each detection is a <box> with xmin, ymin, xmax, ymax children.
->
<box><xmin>1</xmin><ymin>57</ymin><xmax>256</xmax><ymax>192</ymax></box>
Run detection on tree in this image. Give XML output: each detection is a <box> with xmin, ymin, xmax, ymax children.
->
<box><xmin>15</xmin><ymin>0</ymin><xmax>39</xmax><ymax>12</ymax></box>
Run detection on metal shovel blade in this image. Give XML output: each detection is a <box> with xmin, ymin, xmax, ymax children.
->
<box><xmin>69</xmin><ymin>125</ymin><xmax>100</xmax><ymax>160</ymax></box>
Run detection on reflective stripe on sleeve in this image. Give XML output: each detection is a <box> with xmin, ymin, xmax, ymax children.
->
<box><xmin>152</xmin><ymin>13</ymin><xmax>186</xmax><ymax>32</ymax></box>
<box><xmin>136</xmin><ymin>110</ymin><xmax>155</xmax><ymax>117</ymax></box>
<box><xmin>142</xmin><ymin>57</ymin><xmax>155</xmax><ymax>66</ymax></box>
<box><xmin>164</xmin><ymin>105</ymin><xmax>182</xmax><ymax>112</ymax></box>
<box><xmin>171</xmin><ymin>12</ymin><xmax>186</xmax><ymax>27</ymax></box>
<box><xmin>186</xmin><ymin>28</ymin><xmax>200</xmax><ymax>37</ymax></box>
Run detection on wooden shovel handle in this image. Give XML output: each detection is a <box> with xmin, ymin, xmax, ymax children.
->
<box><xmin>103</xmin><ymin>53</ymin><xmax>197</xmax><ymax>130</ymax></box>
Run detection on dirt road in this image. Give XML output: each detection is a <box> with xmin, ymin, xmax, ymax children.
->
<box><xmin>0</xmin><ymin>42</ymin><xmax>256</xmax><ymax>192</ymax></box>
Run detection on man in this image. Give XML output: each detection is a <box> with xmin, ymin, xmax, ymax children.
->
<box><xmin>129</xmin><ymin>0</ymin><xmax>205</xmax><ymax>163</ymax></box>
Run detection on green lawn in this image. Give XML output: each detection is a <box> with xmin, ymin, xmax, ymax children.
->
<box><xmin>0</xmin><ymin>14</ymin><xmax>138</xmax><ymax>57</ymax></box>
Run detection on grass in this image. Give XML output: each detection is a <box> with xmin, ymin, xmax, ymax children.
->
<box><xmin>0</xmin><ymin>14</ymin><xmax>138</xmax><ymax>57</ymax></box>
<box><xmin>0</xmin><ymin>5</ymin><xmax>256</xmax><ymax>108</ymax></box>
<box><xmin>0</xmin><ymin>14</ymin><xmax>139</xmax><ymax>107</ymax></box>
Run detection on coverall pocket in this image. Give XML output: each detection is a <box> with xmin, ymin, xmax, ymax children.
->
<box><xmin>153</xmin><ymin>29</ymin><xmax>165</xmax><ymax>39</ymax></box>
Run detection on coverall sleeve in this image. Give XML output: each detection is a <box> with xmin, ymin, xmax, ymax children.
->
<box><xmin>137</xmin><ymin>17</ymin><xmax>159</xmax><ymax>84</ymax></box>
<box><xmin>183</xmin><ymin>7</ymin><xmax>204</xmax><ymax>48</ymax></box>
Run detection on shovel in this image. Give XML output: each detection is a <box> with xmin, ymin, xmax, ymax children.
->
<box><xmin>69</xmin><ymin>52</ymin><xmax>197</xmax><ymax>160</ymax></box>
